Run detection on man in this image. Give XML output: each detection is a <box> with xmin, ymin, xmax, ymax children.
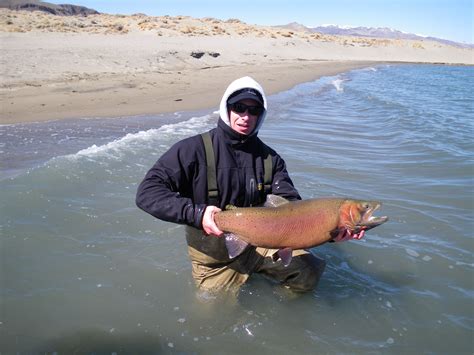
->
<box><xmin>136</xmin><ymin>76</ymin><xmax>351</xmax><ymax>293</ymax></box>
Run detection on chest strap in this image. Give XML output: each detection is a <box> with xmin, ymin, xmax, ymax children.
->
<box><xmin>262</xmin><ymin>147</ymin><xmax>273</xmax><ymax>195</ymax></box>
<box><xmin>201</xmin><ymin>132</ymin><xmax>219</xmax><ymax>205</ymax></box>
<box><xmin>200</xmin><ymin>131</ymin><xmax>273</xmax><ymax>205</ymax></box>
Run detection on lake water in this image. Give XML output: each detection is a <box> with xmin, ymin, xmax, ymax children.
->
<box><xmin>1</xmin><ymin>64</ymin><xmax>473</xmax><ymax>354</ymax></box>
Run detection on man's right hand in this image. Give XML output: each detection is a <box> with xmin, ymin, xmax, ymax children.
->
<box><xmin>202</xmin><ymin>206</ymin><xmax>224</xmax><ymax>237</ymax></box>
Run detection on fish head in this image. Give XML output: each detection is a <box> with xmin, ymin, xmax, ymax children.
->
<box><xmin>341</xmin><ymin>200</ymin><xmax>388</xmax><ymax>233</ymax></box>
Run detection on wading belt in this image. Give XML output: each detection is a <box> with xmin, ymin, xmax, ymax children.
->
<box><xmin>200</xmin><ymin>131</ymin><xmax>272</xmax><ymax>206</ymax></box>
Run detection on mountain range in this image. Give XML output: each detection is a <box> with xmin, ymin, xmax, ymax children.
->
<box><xmin>279</xmin><ymin>22</ymin><xmax>472</xmax><ymax>48</ymax></box>
<box><xmin>0</xmin><ymin>0</ymin><xmax>470</xmax><ymax>48</ymax></box>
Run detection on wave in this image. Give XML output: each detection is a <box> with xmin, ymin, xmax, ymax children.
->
<box><xmin>1</xmin><ymin>113</ymin><xmax>216</xmax><ymax>182</ymax></box>
<box><xmin>332</xmin><ymin>78</ymin><xmax>346</xmax><ymax>92</ymax></box>
<box><xmin>72</xmin><ymin>128</ymin><xmax>161</xmax><ymax>159</ymax></box>
<box><xmin>64</xmin><ymin>113</ymin><xmax>215</xmax><ymax>161</ymax></box>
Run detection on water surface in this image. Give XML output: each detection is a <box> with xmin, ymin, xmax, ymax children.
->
<box><xmin>1</xmin><ymin>64</ymin><xmax>473</xmax><ymax>354</ymax></box>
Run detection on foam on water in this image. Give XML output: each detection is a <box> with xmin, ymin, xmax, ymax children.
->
<box><xmin>69</xmin><ymin>114</ymin><xmax>214</xmax><ymax>160</ymax></box>
<box><xmin>331</xmin><ymin>78</ymin><xmax>346</xmax><ymax>92</ymax></box>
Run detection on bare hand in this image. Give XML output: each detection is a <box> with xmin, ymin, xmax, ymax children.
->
<box><xmin>202</xmin><ymin>206</ymin><xmax>224</xmax><ymax>237</ymax></box>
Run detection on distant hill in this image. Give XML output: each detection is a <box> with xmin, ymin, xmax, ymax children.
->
<box><xmin>0</xmin><ymin>0</ymin><xmax>99</xmax><ymax>16</ymax></box>
<box><xmin>280</xmin><ymin>22</ymin><xmax>472</xmax><ymax>49</ymax></box>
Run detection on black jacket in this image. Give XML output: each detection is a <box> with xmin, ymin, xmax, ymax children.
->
<box><xmin>136</xmin><ymin>118</ymin><xmax>301</xmax><ymax>230</ymax></box>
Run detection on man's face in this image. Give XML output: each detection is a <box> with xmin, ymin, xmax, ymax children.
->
<box><xmin>228</xmin><ymin>99</ymin><xmax>260</xmax><ymax>135</ymax></box>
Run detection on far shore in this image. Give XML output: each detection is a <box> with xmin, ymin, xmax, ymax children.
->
<box><xmin>1</xmin><ymin>9</ymin><xmax>472</xmax><ymax>124</ymax></box>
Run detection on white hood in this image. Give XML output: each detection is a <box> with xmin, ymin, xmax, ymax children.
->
<box><xmin>219</xmin><ymin>76</ymin><xmax>267</xmax><ymax>136</ymax></box>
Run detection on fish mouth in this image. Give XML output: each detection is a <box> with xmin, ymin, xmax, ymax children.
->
<box><xmin>356</xmin><ymin>203</ymin><xmax>388</xmax><ymax>231</ymax></box>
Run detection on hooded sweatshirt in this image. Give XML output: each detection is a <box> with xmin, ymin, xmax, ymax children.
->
<box><xmin>219</xmin><ymin>76</ymin><xmax>267</xmax><ymax>136</ymax></box>
<box><xmin>136</xmin><ymin>76</ymin><xmax>300</xmax><ymax>261</ymax></box>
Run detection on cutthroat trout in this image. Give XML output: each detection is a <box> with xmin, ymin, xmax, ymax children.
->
<box><xmin>215</xmin><ymin>195</ymin><xmax>388</xmax><ymax>262</ymax></box>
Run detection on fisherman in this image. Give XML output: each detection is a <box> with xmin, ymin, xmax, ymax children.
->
<box><xmin>136</xmin><ymin>76</ymin><xmax>359</xmax><ymax>293</ymax></box>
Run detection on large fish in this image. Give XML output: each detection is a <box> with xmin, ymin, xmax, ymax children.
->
<box><xmin>215</xmin><ymin>195</ymin><xmax>388</xmax><ymax>264</ymax></box>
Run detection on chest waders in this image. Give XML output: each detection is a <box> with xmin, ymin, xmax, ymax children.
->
<box><xmin>200</xmin><ymin>131</ymin><xmax>273</xmax><ymax>207</ymax></box>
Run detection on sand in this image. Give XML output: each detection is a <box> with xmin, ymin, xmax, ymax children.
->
<box><xmin>1</xmin><ymin>9</ymin><xmax>472</xmax><ymax>124</ymax></box>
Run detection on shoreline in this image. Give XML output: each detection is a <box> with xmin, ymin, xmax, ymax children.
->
<box><xmin>1</xmin><ymin>60</ymin><xmax>379</xmax><ymax>124</ymax></box>
<box><xmin>1</xmin><ymin>10</ymin><xmax>472</xmax><ymax>125</ymax></box>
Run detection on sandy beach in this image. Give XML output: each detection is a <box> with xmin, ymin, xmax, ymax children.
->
<box><xmin>1</xmin><ymin>9</ymin><xmax>472</xmax><ymax>124</ymax></box>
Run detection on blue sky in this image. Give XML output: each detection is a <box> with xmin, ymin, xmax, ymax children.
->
<box><xmin>48</xmin><ymin>0</ymin><xmax>473</xmax><ymax>43</ymax></box>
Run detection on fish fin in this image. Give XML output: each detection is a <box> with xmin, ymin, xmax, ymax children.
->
<box><xmin>273</xmin><ymin>247</ymin><xmax>293</xmax><ymax>267</ymax></box>
<box><xmin>264</xmin><ymin>194</ymin><xmax>290</xmax><ymax>208</ymax></box>
<box><xmin>224</xmin><ymin>233</ymin><xmax>249</xmax><ymax>259</ymax></box>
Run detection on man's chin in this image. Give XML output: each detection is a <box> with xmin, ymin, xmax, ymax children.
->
<box><xmin>237</xmin><ymin>127</ymin><xmax>251</xmax><ymax>135</ymax></box>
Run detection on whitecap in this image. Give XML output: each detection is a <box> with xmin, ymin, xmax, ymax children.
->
<box><xmin>332</xmin><ymin>79</ymin><xmax>345</xmax><ymax>92</ymax></box>
<box><xmin>62</xmin><ymin>113</ymin><xmax>215</xmax><ymax>161</ymax></box>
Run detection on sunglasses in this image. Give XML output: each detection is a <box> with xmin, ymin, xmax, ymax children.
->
<box><xmin>229</xmin><ymin>103</ymin><xmax>264</xmax><ymax>116</ymax></box>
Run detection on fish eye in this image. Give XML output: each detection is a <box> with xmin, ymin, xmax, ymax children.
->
<box><xmin>362</xmin><ymin>203</ymin><xmax>370</xmax><ymax>209</ymax></box>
